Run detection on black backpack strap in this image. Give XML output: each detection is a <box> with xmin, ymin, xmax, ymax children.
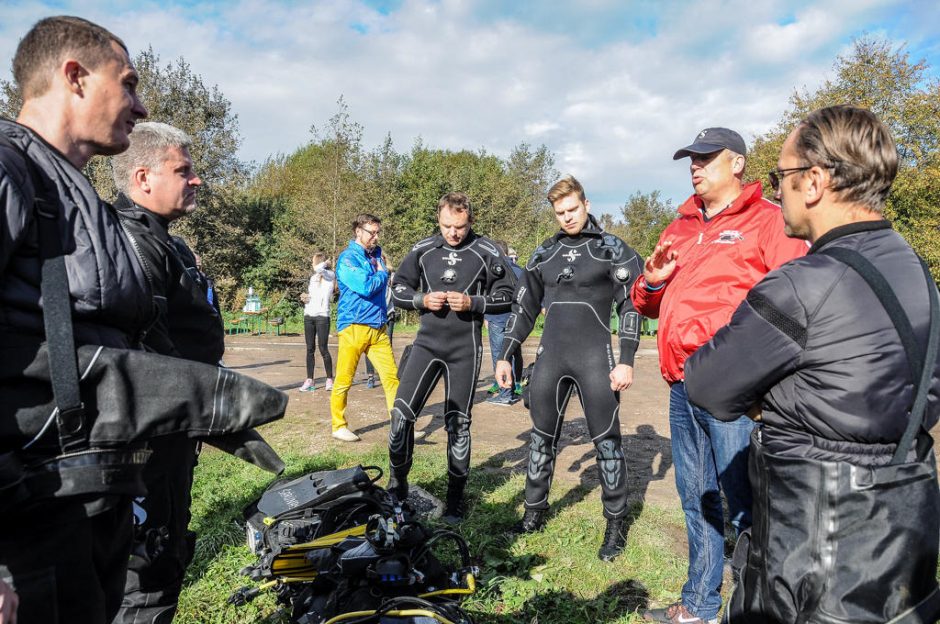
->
<box><xmin>0</xmin><ymin>134</ymin><xmax>87</xmax><ymax>453</ymax></box>
<box><xmin>820</xmin><ymin>246</ymin><xmax>939</xmax><ymax>464</ymax></box>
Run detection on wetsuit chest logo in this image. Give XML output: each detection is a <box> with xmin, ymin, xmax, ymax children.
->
<box><xmin>562</xmin><ymin>249</ymin><xmax>581</xmax><ymax>263</ymax></box>
<box><xmin>444</xmin><ymin>252</ymin><xmax>462</xmax><ymax>265</ymax></box>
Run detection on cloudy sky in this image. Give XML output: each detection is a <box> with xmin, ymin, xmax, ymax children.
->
<box><xmin>2</xmin><ymin>0</ymin><xmax>938</xmax><ymax>214</ymax></box>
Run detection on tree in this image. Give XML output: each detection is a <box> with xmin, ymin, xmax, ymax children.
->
<box><xmin>616</xmin><ymin>190</ymin><xmax>675</xmax><ymax>258</ymax></box>
<box><xmin>747</xmin><ymin>37</ymin><xmax>940</xmax><ymax>278</ymax></box>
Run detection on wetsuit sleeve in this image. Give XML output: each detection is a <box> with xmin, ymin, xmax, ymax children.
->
<box><xmin>337</xmin><ymin>250</ymin><xmax>388</xmax><ymax>298</ymax></box>
<box><xmin>390</xmin><ymin>247</ymin><xmax>425</xmax><ymax>310</ymax></box>
<box><xmin>498</xmin><ymin>261</ymin><xmax>545</xmax><ymax>360</ymax></box>
<box><xmin>685</xmin><ymin>269</ymin><xmax>805</xmax><ymax>420</ymax></box>
<box><xmin>613</xmin><ymin>245</ymin><xmax>642</xmax><ymax>366</ymax></box>
<box><xmin>469</xmin><ymin>252</ymin><xmax>517</xmax><ymax>314</ymax></box>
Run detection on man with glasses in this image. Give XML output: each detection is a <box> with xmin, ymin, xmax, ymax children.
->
<box><xmin>634</xmin><ymin>128</ymin><xmax>807</xmax><ymax>624</ymax></box>
<box><xmin>330</xmin><ymin>214</ymin><xmax>400</xmax><ymax>441</ymax></box>
<box><xmin>685</xmin><ymin>105</ymin><xmax>940</xmax><ymax>623</ymax></box>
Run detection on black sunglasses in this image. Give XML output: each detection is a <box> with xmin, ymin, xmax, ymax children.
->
<box><xmin>768</xmin><ymin>167</ymin><xmax>811</xmax><ymax>191</ymax></box>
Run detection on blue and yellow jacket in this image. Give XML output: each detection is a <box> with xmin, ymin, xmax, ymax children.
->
<box><xmin>336</xmin><ymin>240</ymin><xmax>389</xmax><ymax>331</ymax></box>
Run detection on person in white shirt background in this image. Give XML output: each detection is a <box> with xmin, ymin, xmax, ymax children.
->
<box><xmin>299</xmin><ymin>251</ymin><xmax>335</xmax><ymax>392</ymax></box>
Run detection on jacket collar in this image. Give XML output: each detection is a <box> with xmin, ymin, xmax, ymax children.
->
<box><xmin>348</xmin><ymin>239</ymin><xmax>382</xmax><ymax>258</ymax></box>
<box><xmin>678</xmin><ymin>180</ymin><xmax>765</xmax><ymax>221</ymax></box>
<box><xmin>808</xmin><ymin>219</ymin><xmax>893</xmax><ymax>255</ymax></box>
<box><xmin>114</xmin><ymin>192</ymin><xmax>171</xmax><ymax>231</ymax></box>
<box><xmin>430</xmin><ymin>229</ymin><xmax>478</xmax><ymax>250</ymax></box>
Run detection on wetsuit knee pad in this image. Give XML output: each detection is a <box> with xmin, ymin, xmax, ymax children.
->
<box><xmin>594</xmin><ymin>438</ymin><xmax>626</xmax><ymax>491</ymax></box>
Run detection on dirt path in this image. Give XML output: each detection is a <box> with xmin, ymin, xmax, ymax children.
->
<box><xmin>224</xmin><ymin>331</ymin><xmax>677</xmax><ymax>508</ymax></box>
<box><xmin>224</xmin><ymin>330</ymin><xmax>940</xmax><ymax>513</ymax></box>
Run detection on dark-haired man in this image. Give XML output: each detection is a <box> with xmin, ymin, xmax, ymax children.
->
<box><xmin>686</xmin><ymin>106</ymin><xmax>940</xmax><ymax>623</ymax></box>
<box><xmin>388</xmin><ymin>193</ymin><xmax>517</xmax><ymax>522</ymax></box>
<box><xmin>636</xmin><ymin>128</ymin><xmax>807</xmax><ymax>624</ymax></box>
<box><xmin>496</xmin><ymin>175</ymin><xmax>642</xmax><ymax>561</ymax></box>
<box><xmin>0</xmin><ymin>15</ymin><xmax>149</xmax><ymax>624</ymax></box>
<box><xmin>330</xmin><ymin>213</ymin><xmax>400</xmax><ymax>442</ymax></box>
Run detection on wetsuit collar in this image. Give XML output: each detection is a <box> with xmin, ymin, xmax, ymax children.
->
<box><xmin>553</xmin><ymin>213</ymin><xmax>604</xmax><ymax>241</ymax></box>
<box><xmin>808</xmin><ymin>219</ymin><xmax>892</xmax><ymax>255</ymax></box>
<box><xmin>432</xmin><ymin>229</ymin><xmax>479</xmax><ymax>250</ymax></box>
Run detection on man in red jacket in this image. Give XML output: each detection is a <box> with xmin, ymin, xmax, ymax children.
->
<box><xmin>636</xmin><ymin>128</ymin><xmax>807</xmax><ymax>624</ymax></box>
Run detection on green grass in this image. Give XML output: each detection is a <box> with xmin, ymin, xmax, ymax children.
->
<box><xmin>176</xmin><ymin>443</ymin><xmax>688</xmax><ymax>623</ymax></box>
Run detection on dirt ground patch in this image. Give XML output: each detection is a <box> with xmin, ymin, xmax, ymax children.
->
<box><xmin>225</xmin><ymin>331</ymin><xmax>677</xmax><ymax>508</ymax></box>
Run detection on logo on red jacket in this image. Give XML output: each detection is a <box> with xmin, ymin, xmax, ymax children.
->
<box><xmin>713</xmin><ymin>230</ymin><xmax>744</xmax><ymax>244</ymax></box>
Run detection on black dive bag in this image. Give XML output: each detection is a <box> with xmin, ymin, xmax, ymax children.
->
<box><xmin>723</xmin><ymin>250</ymin><xmax>940</xmax><ymax>624</ymax></box>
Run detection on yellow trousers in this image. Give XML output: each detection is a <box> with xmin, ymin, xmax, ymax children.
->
<box><xmin>330</xmin><ymin>324</ymin><xmax>399</xmax><ymax>431</ymax></box>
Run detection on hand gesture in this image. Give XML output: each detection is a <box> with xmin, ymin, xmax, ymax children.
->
<box><xmin>300</xmin><ymin>292</ymin><xmax>310</xmax><ymax>304</ymax></box>
<box><xmin>644</xmin><ymin>240</ymin><xmax>678</xmax><ymax>286</ymax></box>
<box><xmin>445</xmin><ymin>291</ymin><xmax>471</xmax><ymax>312</ymax></box>
<box><xmin>609</xmin><ymin>364</ymin><xmax>634</xmax><ymax>392</ymax></box>
<box><xmin>423</xmin><ymin>291</ymin><xmax>448</xmax><ymax>311</ymax></box>
<box><xmin>0</xmin><ymin>579</ymin><xmax>18</xmax><ymax>624</ymax></box>
<box><xmin>495</xmin><ymin>360</ymin><xmax>514</xmax><ymax>389</ymax></box>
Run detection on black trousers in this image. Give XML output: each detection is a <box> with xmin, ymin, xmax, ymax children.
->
<box><xmin>388</xmin><ymin>339</ymin><xmax>481</xmax><ymax>490</ymax></box>
<box><xmin>304</xmin><ymin>315</ymin><xmax>333</xmax><ymax>379</ymax></box>
<box><xmin>0</xmin><ymin>497</ymin><xmax>134</xmax><ymax>624</ymax></box>
<box><xmin>113</xmin><ymin>436</ymin><xmax>199</xmax><ymax>624</ymax></box>
<box><xmin>525</xmin><ymin>322</ymin><xmax>628</xmax><ymax>519</ymax></box>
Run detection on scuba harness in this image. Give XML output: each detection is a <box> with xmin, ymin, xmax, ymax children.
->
<box><xmin>231</xmin><ymin>465</ymin><xmax>477</xmax><ymax>623</ymax></box>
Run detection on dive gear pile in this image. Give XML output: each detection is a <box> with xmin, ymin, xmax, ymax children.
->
<box><xmin>231</xmin><ymin>465</ymin><xmax>478</xmax><ymax>623</ymax></box>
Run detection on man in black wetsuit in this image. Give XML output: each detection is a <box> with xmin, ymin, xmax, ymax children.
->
<box><xmin>388</xmin><ymin>192</ymin><xmax>517</xmax><ymax>522</ymax></box>
<box><xmin>112</xmin><ymin>122</ymin><xmax>224</xmax><ymax>623</ymax></box>
<box><xmin>495</xmin><ymin>175</ymin><xmax>642</xmax><ymax>561</ymax></box>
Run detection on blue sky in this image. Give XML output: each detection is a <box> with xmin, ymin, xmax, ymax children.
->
<box><xmin>2</xmin><ymin>0</ymin><xmax>938</xmax><ymax>215</ymax></box>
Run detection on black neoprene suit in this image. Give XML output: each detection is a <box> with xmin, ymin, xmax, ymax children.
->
<box><xmin>499</xmin><ymin>216</ymin><xmax>641</xmax><ymax>519</ymax></box>
<box><xmin>389</xmin><ymin>231</ymin><xmax>516</xmax><ymax>492</ymax></box>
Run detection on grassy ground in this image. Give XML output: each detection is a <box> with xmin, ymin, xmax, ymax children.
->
<box><xmin>176</xmin><ymin>443</ymin><xmax>688</xmax><ymax>623</ymax></box>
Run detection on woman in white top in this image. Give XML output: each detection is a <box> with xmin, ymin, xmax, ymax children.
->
<box><xmin>299</xmin><ymin>252</ymin><xmax>335</xmax><ymax>391</ymax></box>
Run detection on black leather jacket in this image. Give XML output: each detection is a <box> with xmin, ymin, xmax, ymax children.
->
<box><xmin>114</xmin><ymin>194</ymin><xmax>224</xmax><ymax>365</ymax></box>
<box><xmin>686</xmin><ymin>221</ymin><xmax>940</xmax><ymax>463</ymax></box>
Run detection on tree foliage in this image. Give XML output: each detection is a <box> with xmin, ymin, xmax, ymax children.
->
<box><xmin>747</xmin><ymin>37</ymin><xmax>940</xmax><ymax>278</ymax></box>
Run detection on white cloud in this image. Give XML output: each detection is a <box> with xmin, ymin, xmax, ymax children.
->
<box><xmin>0</xmin><ymin>0</ymin><xmax>935</xmax><ymax>215</ymax></box>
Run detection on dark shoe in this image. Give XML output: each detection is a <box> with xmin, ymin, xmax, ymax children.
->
<box><xmin>442</xmin><ymin>483</ymin><xmax>466</xmax><ymax>524</ymax></box>
<box><xmin>512</xmin><ymin>509</ymin><xmax>546</xmax><ymax>534</ymax></box>
<box><xmin>387</xmin><ymin>474</ymin><xmax>408</xmax><ymax>501</ymax></box>
<box><xmin>598</xmin><ymin>517</ymin><xmax>627</xmax><ymax>561</ymax></box>
<box><xmin>486</xmin><ymin>393</ymin><xmax>518</xmax><ymax>406</ymax></box>
<box><xmin>366</xmin><ymin>375</ymin><xmax>376</xmax><ymax>389</ymax></box>
<box><xmin>642</xmin><ymin>603</ymin><xmax>717</xmax><ymax>624</ymax></box>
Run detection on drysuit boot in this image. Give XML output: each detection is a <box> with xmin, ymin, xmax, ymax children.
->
<box><xmin>387</xmin><ymin>473</ymin><xmax>409</xmax><ymax>501</ymax></box>
<box><xmin>442</xmin><ymin>480</ymin><xmax>466</xmax><ymax>524</ymax></box>
<box><xmin>598</xmin><ymin>517</ymin><xmax>627</xmax><ymax>561</ymax></box>
<box><xmin>513</xmin><ymin>509</ymin><xmax>547</xmax><ymax>534</ymax></box>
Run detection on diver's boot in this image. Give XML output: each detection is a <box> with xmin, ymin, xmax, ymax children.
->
<box><xmin>512</xmin><ymin>509</ymin><xmax>547</xmax><ymax>534</ymax></box>
<box><xmin>387</xmin><ymin>473</ymin><xmax>409</xmax><ymax>502</ymax></box>
<box><xmin>598</xmin><ymin>517</ymin><xmax>627</xmax><ymax>561</ymax></box>
<box><xmin>442</xmin><ymin>481</ymin><xmax>466</xmax><ymax>524</ymax></box>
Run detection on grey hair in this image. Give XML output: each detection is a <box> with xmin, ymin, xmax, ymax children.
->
<box><xmin>112</xmin><ymin>122</ymin><xmax>193</xmax><ymax>194</ymax></box>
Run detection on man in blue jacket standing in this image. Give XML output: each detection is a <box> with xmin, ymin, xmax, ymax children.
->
<box><xmin>330</xmin><ymin>213</ymin><xmax>400</xmax><ymax>441</ymax></box>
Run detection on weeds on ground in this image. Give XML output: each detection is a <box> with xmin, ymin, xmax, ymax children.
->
<box><xmin>176</xmin><ymin>444</ymin><xmax>687</xmax><ymax>624</ymax></box>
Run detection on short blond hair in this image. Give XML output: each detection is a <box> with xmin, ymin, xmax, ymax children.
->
<box><xmin>547</xmin><ymin>175</ymin><xmax>586</xmax><ymax>206</ymax></box>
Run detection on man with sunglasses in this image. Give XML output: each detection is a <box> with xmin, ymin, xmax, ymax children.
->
<box><xmin>635</xmin><ymin>128</ymin><xmax>806</xmax><ymax>624</ymax></box>
<box><xmin>329</xmin><ymin>214</ymin><xmax>400</xmax><ymax>442</ymax></box>
<box><xmin>685</xmin><ymin>106</ymin><xmax>940</xmax><ymax>623</ymax></box>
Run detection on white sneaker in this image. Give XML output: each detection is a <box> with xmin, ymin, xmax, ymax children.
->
<box><xmin>332</xmin><ymin>427</ymin><xmax>361</xmax><ymax>442</ymax></box>
<box><xmin>413</xmin><ymin>430</ymin><xmax>427</xmax><ymax>441</ymax></box>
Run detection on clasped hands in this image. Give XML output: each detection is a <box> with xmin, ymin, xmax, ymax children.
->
<box><xmin>423</xmin><ymin>291</ymin><xmax>471</xmax><ymax>312</ymax></box>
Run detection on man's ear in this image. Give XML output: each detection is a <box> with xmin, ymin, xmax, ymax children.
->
<box><xmin>584</xmin><ymin>199</ymin><xmax>591</xmax><ymax>213</ymax></box>
<box><xmin>133</xmin><ymin>167</ymin><xmax>151</xmax><ymax>193</ymax></box>
<box><xmin>732</xmin><ymin>154</ymin><xmax>745</xmax><ymax>176</ymax></box>
<box><xmin>62</xmin><ymin>59</ymin><xmax>87</xmax><ymax>95</ymax></box>
<box><xmin>804</xmin><ymin>166</ymin><xmax>829</xmax><ymax>206</ymax></box>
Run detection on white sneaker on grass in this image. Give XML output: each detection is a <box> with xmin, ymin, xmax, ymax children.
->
<box><xmin>332</xmin><ymin>427</ymin><xmax>361</xmax><ymax>442</ymax></box>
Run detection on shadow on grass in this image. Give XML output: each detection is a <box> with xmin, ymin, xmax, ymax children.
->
<box><xmin>226</xmin><ymin>359</ymin><xmax>291</xmax><ymax>370</ymax></box>
<box><xmin>472</xmin><ymin>579</ymin><xmax>650</xmax><ymax>623</ymax></box>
